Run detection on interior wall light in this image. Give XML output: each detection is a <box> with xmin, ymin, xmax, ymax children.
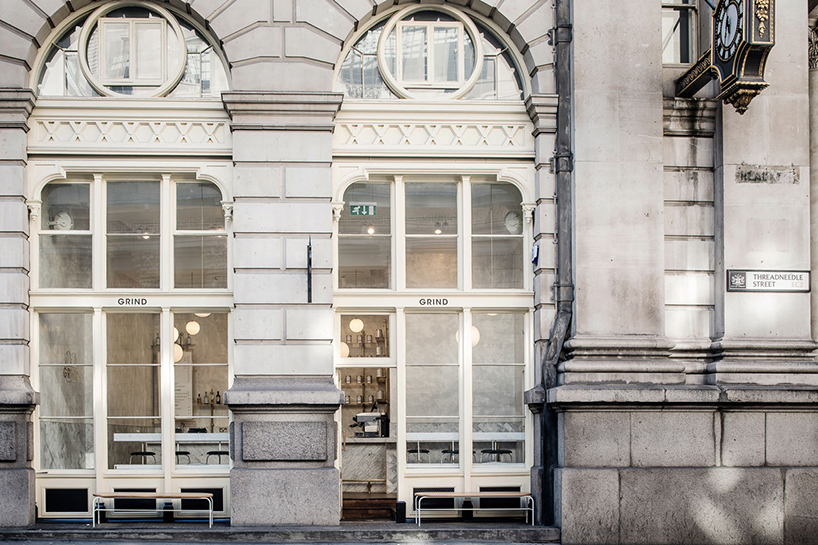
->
<box><xmin>186</xmin><ymin>320</ymin><xmax>200</xmax><ymax>335</ymax></box>
<box><xmin>349</xmin><ymin>318</ymin><xmax>365</xmax><ymax>333</ymax></box>
<box><xmin>173</xmin><ymin>343</ymin><xmax>184</xmax><ymax>362</ymax></box>
<box><xmin>142</xmin><ymin>233</ymin><xmax>151</xmax><ymax>240</ymax></box>
<box><xmin>173</xmin><ymin>327</ymin><xmax>180</xmax><ymax>342</ymax></box>
<box><xmin>367</xmin><ymin>226</ymin><xmax>375</xmax><ymax>234</ymax></box>
<box><xmin>195</xmin><ymin>312</ymin><xmax>211</xmax><ymax>318</ymax></box>
<box><xmin>340</xmin><ymin>342</ymin><xmax>350</xmax><ymax>358</ymax></box>
<box><xmin>456</xmin><ymin>325</ymin><xmax>481</xmax><ymax>347</ymax></box>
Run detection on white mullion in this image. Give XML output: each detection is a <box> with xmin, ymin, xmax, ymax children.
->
<box><xmin>30</xmin><ymin>310</ymin><xmax>40</xmax><ymax>472</ymax></box>
<box><xmin>94</xmin><ymin>307</ymin><xmax>106</xmax><ymax>489</ymax></box>
<box><xmin>426</xmin><ymin>22</ymin><xmax>433</xmax><ymax>84</ymax></box>
<box><xmin>461</xmin><ymin>176</ymin><xmax>471</xmax><ymax>291</ymax></box>
<box><xmin>396</xmin><ymin>308</ymin><xmax>407</xmax><ymax>502</ymax></box>
<box><xmin>461</xmin><ymin>309</ymin><xmax>473</xmax><ymax>491</ymax></box>
<box><xmin>161</xmin><ymin>174</ymin><xmax>172</xmax><ymax>291</ymax></box>
<box><xmin>161</xmin><ymin>308</ymin><xmax>173</xmax><ymax>490</ymax></box>
<box><xmin>525</xmin><ymin>307</ymin><xmax>533</xmax><ymax>468</ymax></box>
<box><xmin>93</xmin><ymin>174</ymin><xmax>104</xmax><ymax>291</ymax></box>
<box><xmin>394</xmin><ymin>176</ymin><xmax>405</xmax><ymax>291</ymax></box>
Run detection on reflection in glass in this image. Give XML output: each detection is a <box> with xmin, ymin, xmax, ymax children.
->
<box><xmin>102</xmin><ymin>21</ymin><xmax>130</xmax><ymax>80</ymax></box>
<box><xmin>135</xmin><ymin>22</ymin><xmax>163</xmax><ymax>79</ymax></box>
<box><xmin>340</xmin><ymin>183</ymin><xmax>391</xmax><ymax>235</ymax></box>
<box><xmin>472</xmin><ymin>313</ymin><xmax>525</xmax><ymax>463</ymax></box>
<box><xmin>405</xmin><ymin>313</ymin><xmax>459</xmax><ymax>464</ymax></box>
<box><xmin>406</xmin><ymin>238</ymin><xmax>457</xmax><ymax>288</ymax></box>
<box><xmin>107</xmin><ymin>236</ymin><xmax>160</xmax><ymax>288</ymax></box>
<box><xmin>42</xmin><ymin>183</ymin><xmax>91</xmax><ymax>231</ymax></box>
<box><xmin>339</xmin><ymin>238</ymin><xmax>391</xmax><ymax>289</ymax></box>
<box><xmin>174</xmin><ymin>236</ymin><xmax>228</xmax><ymax>288</ymax></box>
<box><xmin>39</xmin><ymin>313</ymin><xmax>94</xmax><ymax>469</ymax></box>
<box><xmin>107</xmin><ymin>313</ymin><xmax>161</xmax><ymax>469</ymax></box>
<box><xmin>176</xmin><ymin>182</ymin><xmax>224</xmax><ymax>231</ymax></box>
<box><xmin>405</xmin><ymin>183</ymin><xmax>456</xmax><ymax>234</ymax></box>
<box><xmin>472</xmin><ymin>238</ymin><xmax>523</xmax><ymax>289</ymax></box>
<box><xmin>401</xmin><ymin>26</ymin><xmax>427</xmax><ymax>81</ymax></box>
<box><xmin>40</xmin><ymin>235</ymin><xmax>92</xmax><ymax>289</ymax></box>
<box><xmin>173</xmin><ymin>313</ymin><xmax>228</xmax><ymax>465</ymax></box>
<box><xmin>107</xmin><ymin>182</ymin><xmax>160</xmax><ymax>233</ymax></box>
<box><xmin>433</xmin><ymin>26</ymin><xmax>458</xmax><ymax>82</ymax></box>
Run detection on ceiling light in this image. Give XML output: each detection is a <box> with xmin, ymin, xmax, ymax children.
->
<box><xmin>185</xmin><ymin>320</ymin><xmax>200</xmax><ymax>335</ymax></box>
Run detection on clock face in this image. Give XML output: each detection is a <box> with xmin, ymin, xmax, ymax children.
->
<box><xmin>714</xmin><ymin>0</ymin><xmax>743</xmax><ymax>61</ymax></box>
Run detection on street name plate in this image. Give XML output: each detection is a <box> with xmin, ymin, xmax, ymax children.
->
<box><xmin>727</xmin><ymin>270</ymin><xmax>810</xmax><ymax>292</ymax></box>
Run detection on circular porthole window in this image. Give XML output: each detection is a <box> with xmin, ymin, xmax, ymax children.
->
<box><xmin>376</xmin><ymin>5</ymin><xmax>484</xmax><ymax>99</ymax></box>
<box><xmin>78</xmin><ymin>1</ymin><xmax>187</xmax><ymax>98</ymax></box>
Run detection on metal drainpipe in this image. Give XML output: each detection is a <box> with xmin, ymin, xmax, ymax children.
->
<box><xmin>543</xmin><ymin>0</ymin><xmax>574</xmax><ymax>527</ymax></box>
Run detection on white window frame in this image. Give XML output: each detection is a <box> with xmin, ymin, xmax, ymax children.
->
<box><xmin>662</xmin><ymin>0</ymin><xmax>698</xmax><ymax>65</ymax></box>
<box><xmin>99</xmin><ymin>18</ymin><xmax>168</xmax><ymax>86</ymax></box>
<box><xmin>396</xmin><ymin>20</ymin><xmax>467</xmax><ymax>89</ymax></box>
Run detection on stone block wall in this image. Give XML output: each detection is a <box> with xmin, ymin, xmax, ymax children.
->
<box><xmin>553</xmin><ymin>386</ymin><xmax>818</xmax><ymax>545</ymax></box>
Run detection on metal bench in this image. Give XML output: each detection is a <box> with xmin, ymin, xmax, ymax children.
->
<box><xmin>92</xmin><ymin>492</ymin><xmax>213</xmax><ymax>527</ymax></box>
<box><xmin>414</xmin><ymin>491</ymin><xmax>534</xmax><ymax>526</ymax></box>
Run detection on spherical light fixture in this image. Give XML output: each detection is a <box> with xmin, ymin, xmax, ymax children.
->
<box><xmin>173</xmin><ymin>343</ymin><xmax>184</xmax><ymax>363</ymax></box>
<box><xmin>195</xmin><ymin>312</ymin><xmax>211</xmax><ymax>318</ymax></box>
<box><xmin>173</xmin><ymin>327</ymin><xmax>180</xmax><ymax>342</ymax></box>
<box><xmin>349</xmin><ymin>318</ymin><xmax>365</xmax><ymax>333</ymax></box>
<box><xmin>186</xmin><ymin>320</ymin><xmax>200</xmax><ymax>335</ymax></box>
<box><xmin>340</xmin><ymin>342</ymin><xmax>350</xmax><ymax>358</ymax></box>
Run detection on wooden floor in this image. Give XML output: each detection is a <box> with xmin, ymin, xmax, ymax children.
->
<box><xmin>342</xmin><ymin>492</ymin><xmax>397</xmax><ymax>520</ymax></box>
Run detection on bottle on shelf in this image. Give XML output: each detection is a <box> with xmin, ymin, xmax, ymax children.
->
<box><xmin>216</xmin><ymin>390</ymin><xmax>221</xmax><ymax>404</ymax></box>
<box><xmin>203</xmin><ymin>390</ymin><xmax>209</xmax><ymax>404</ymax></box>
<box><xmin>197</xmin><ymin>393</ymin><xmax>202</xmax><ymax>405</ymax></box>
<box><xmin>209</xmin><ymin>388</ymin><xmax>215</xmax><ymax>403</ymax></box>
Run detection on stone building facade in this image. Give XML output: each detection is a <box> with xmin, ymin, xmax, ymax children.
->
<box><xmin>0</xmin><ymin>0</ymin><xmax>817</xmax><ymax>544</ymax></box>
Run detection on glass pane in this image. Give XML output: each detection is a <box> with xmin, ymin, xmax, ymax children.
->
<box><xmin>340</xmin><ymin>315</ymin><xmax>389</xmax><ymax>358</ymax></box>
<box><xmin>472</xmin><ymin>313</ymin><xmax>525</xmax><ymax>364</ymax></box>
<box><xmin>107</xmin><ymin>313</ymin><xmax>158</xmax><ymax>364</ymax></box>
<box><xmin>406</xmin><ymin>237</ymin><xmax>457</xmax><ymax>289</ymax></box>
<box><xmin>42</xmin><ymin>183</ymin><xmax>90</xmax><ymax>231</ymax></box>
<box><xmin>40</xmin><ymin>235</ymin><xmax>92</xmax><ymax>289</ymax></box>
<box><xmin>174</xmin><ymin>236</ymin><xmax>228</xmax><ymax>288</ymax></box>
<box><xmin>107</xmin><ymin>365</ymin><xmax>160</xmax><ymax>417</ymax></box>
<box><xmin>339</xmin><ymin>49</ymin><xmax>363</xmax><ymax>98</ymax></box>
<box><xmin>107</xmin><ymin>181</ymin><xmax>160</xmax><ymax>234</ymax></box>
<box><xmin>406</xmin><ymin>365</ymin><xmax>458</xmax><ymax>417</ymax></box>
<box><xmin>40</xmin><ymin>313</ymin><xmax>93</xmax><ymax>365</ymax></box>
<box><xmin>340</xmin><ymin>183</ymin><xmax>391</xmax><ymax>235</ymax></box>
<box><xmin>65</xmin><ymin>51</ymin><xmax>97</xmax><ymax>96</ymax></box>
<box><xmin>39</xmin><ymin>365</ymin><xmax>93</xmax><ymax>417</ymax></box>
<box><xmin>107</xmin><ymin>236</ymin><xmax>160</xmax><ymax>288</ymax></box>
<box><xmin>471</xmin><ymin>183</ymin><xmax>522</xmax><ymax>235</ymax></box>
<box><xmin>40</xmin><ymin>420</ymin><xmax>94</xmax><ymax>470</ymax></box>
<box><xmin>473</xmin><ymin>366</ymin><xmax>523</xmax><ymax>416</ymax></box>
<box><xmin>401</xmin><ymin>25</ymin><xmax>427</xmax><ymax>81</ymax></box>
<box><xmin>662</xmin><ymin>8</ymin><xmax>692</xmax><ymax>64</ymax></box>
<box><xmin>174</xmin><ymin>312</ymin><xmax>229</xmax><ymax>463</ymax></box>
<box><xmin>433</xmin><ymin>26</ymin><xmax>458</xmax><ymax>82</ymax></box>
<box><xmin>176</xmin><ymin>183</ymin><xmax>224</xmax><ymax>231</ymax></box>
<box><xmin>102</xmin><ymin>21</ymin><xmax>130</xmax><ymax>80</ymax></box>
<box><xmin>406</xmin><ymin>313</ymin><xmax>458</xmax><ymax>364</ymax></box>
<box><xmin>472</xmin><ymin>238</ymin><xmax>523</xmax><ymax>289</ymax></box>
<box><xmin>108</xmin><ymin>417</ymin><xmax>162</xmax><ymax>469</ymax></box>
<box><xmin>405</xmin><ymin>183</ymin><xmax>456</xmax><ymax>235</ymax></box>
<box><xmin>464</xmin><ymin>32</ymin><xmax>475</xmax><ymax>78</ymax></box>
<box><xmin>363</xmin><ymin>54</ymin><xmax>392</xmax><ymax>99</ymax></box>
<box><xmin>135</xmin><ymin>22</ymin><xmax>163</xmax><ymax>79</ymax></box>
<box><xmin>338</xmin><ymin>237</ymin><xmax>391</xmax><ymax>289</ymax></box>
<box><xmin>467</xmin><ymin>56</ymin><xmax>496</xmax><ymax>99</ymax></box>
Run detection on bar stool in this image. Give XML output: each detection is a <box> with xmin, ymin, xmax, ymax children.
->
<box><xmin>480</xmin><ymin>448</ymin><xmax>513</xmax><ymax>462</ymax></box>
<box><xmin>206</xmin><ymin>450</ymin><xmax>229</xmax><ymax>464</ymax></box>
<box><xmin>175</xmin><ymin>450</ymin><xmax>191</xmax><ymax>464</ymax></box>
<box><xmin>129</xmin><ymin>451</ymin><xmax>156</xmax><ymax>464</ymax></box>
<box><xmin>441</xmin><ymin>448</ymin><xmax>458</xmax><ymax>463</ymax></box>
<box><xmin>407</xmin><ymin>448</ymin><xmax>430</xmax><ymax>463</ymax></box>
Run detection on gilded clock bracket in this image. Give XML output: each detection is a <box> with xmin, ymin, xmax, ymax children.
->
<box><xmin>674</xmin><ymin>0</ymin><xmax>775</xmax><ymax>115</ymax></box>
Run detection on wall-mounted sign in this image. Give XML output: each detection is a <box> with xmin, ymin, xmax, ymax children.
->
<box><xmin>350</xmin><ymin>203</ymin><xmax>376</xmax><ymax>216</ymax></box>
<box><xmin>419</xmin><ymin>298</ymin><xmax>449</xmax><ymax>306</ymax></box>
<box><xmin>727</xmin><ymin>270</ymin><xmax>810</xmax><ymax>292</ymax></box>
<box><xmin>117</xmin><ymin>297</ymin><xmax>149</xmax><ymax>305</ymax></box>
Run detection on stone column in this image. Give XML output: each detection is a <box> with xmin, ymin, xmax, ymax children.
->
<box><xmin>564</xmin><ymin>2</ymin><xmax>675</xmax><ymax>383</ymax></box>
<box><xmin>222</xmin><ymin>92</ymin><xmax>344</xmax><ymax>526</ymax></box>
<box><xmin>711</xmin><ymin>1</ymin><xmax>816</xmax><ymax>383</ymax></box>
<box><xmin>0</xmin><ymin>89</ymin><xmax>38</xmax><ymax>526</ymax></box>
<box><xmin>810</xmin><ymin>24</ymin><xmax>818</xmax><ymax>345</ymax></box>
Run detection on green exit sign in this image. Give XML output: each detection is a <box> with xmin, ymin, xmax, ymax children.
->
<box><xmin>350</xmin><ymin>203</ymin><xmax>376</xmax><ymax>216</ymax></box>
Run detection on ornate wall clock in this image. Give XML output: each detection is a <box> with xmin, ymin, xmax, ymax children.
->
<box><xmin>675</xmin><ymin>0</ymin><xmax>774</xmax><ymax>114</ymax></box>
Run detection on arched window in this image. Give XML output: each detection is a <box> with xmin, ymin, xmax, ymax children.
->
<box><xmin>336</xmin><ymin>6</ymin><xmax>523</xmax><ymax>100</ymax></box>
<box><xmin>39</xmin><ymin>177</ymin><xmax>228</xmax><ymax>290</ymax></box>
<box><xmin>338</xmin><ymin>177</ymin><xmax>524</xmax><ymax>290</ymax></box>
<box><xmin>36</xmin><ymin>1</ymin><xmax>229</xmax><ymax>98</ymax></box>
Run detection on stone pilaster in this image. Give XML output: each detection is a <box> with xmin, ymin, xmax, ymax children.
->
<box><xmin>222</xmin><ymin>92</ymin><xmax>344</xmax><ymax>525</ymax></box>
<box><xmin>563</xmin><ymin>2</ymin><xmax>674</xmax><ymax>384</ymax></box>
<box><xmin>0</xmin><ymin>89</ymin><xmax>37</xmax><ymax>526</ymax></box>
<box><xmin>711</xmin><ymin>1</ymin><xmax>817</xmax><ymax>385</ymax></box>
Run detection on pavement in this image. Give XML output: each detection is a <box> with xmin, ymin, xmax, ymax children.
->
<box><xmin>0</xmin><ymin>520</ymin><xmax>560</xmax><ymax>544</ymax></box>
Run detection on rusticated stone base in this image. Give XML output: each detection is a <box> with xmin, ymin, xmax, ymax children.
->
<box><xmin>230</xmin><ymin>467</ymin><xmax>340</xmax><ymax>526</ymax></box>
<box><xmin>0</xmin><ymin>468</ymin><xmax>35</xmax><ymax>526</ymax></box>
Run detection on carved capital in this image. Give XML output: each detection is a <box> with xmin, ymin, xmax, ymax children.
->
<box><xmin>222</xmin><ymin>202</ymin><xmax>233</xmax><ymax>225</ymax></box>
<box><xmin>522</xmin><ymin>203</ymin><xmax>536</xmax><ymax>224</ymax></box>
<box><xmin>27</xmin><ymin>201</ymin><xmax>41</xmax><ymax>225</ymax></box>
<box><xmin>332</xmin><ymin>202</ymin><xmax>344</xmax><ymax>223</ymax></box>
